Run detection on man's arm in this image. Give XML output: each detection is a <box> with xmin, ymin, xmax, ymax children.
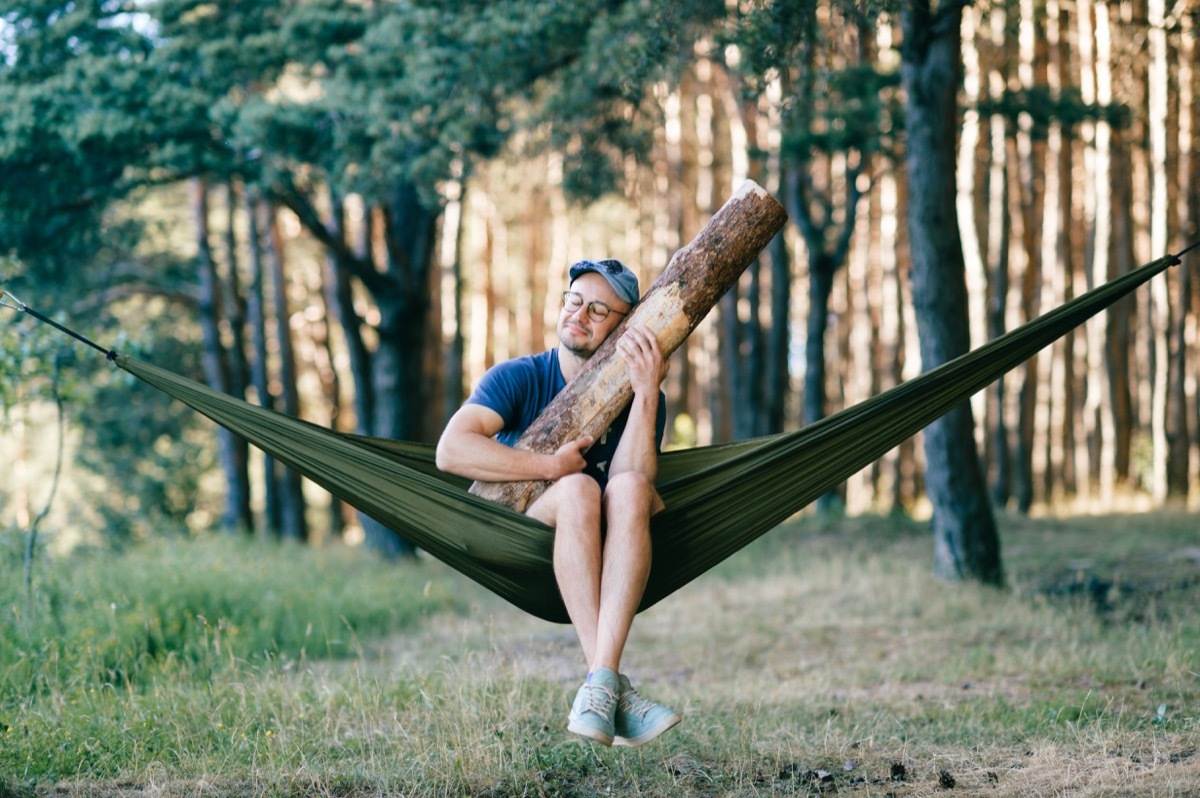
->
<box><xmin>436</xmin><ymin>403</ymin><xmax>594</xmax><ymax>483</ymax></box>
<box><xmin>608</xmin><ymin>327</ymin><xmax>669</xmax><ymax>481</ymax></box>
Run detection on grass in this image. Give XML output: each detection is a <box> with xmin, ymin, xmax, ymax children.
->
<box><xmin>2</xmin><ymin>511</ymin><xmax>1199</xmax><ymax>796</ymax></box>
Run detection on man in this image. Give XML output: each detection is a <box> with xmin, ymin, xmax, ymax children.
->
<box><xmin>436</xmin><ymin>258</ymin><xmax>681</xmax><ymax>747</ymax></box>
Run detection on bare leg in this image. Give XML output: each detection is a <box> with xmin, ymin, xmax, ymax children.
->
<box><xmin>591</xmin><ymin>471</ymin><xmax>659</xmax><ymax>673</ymax></box>
<box><xmin>527</xmin><ymin>473</ymin><xmax>603</xmax><ymax>666</ymax></box>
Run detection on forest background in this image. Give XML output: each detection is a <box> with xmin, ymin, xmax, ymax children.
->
<box><xmin>2</xmin><ymin>0</ymin><xmax>1198</xmax><ymax>571</ymax></box>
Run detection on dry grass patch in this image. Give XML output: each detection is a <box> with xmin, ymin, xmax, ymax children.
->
<box><xmin>4</xmin><ymin>511</ymin><xmax>1198</xmax><ymax>796</ymax></box>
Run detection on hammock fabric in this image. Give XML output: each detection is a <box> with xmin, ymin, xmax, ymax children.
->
<box><xmin>110</xmin><ymin>253</ymin><xmax>1181</xmax><ymax>623</ymax></box>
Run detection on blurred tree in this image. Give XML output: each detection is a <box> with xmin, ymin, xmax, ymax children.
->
<box><xmin>725</xmin><ymin>0</ymin><xmax>901</xmax><ymax>506</ymax></box>
<box><xmin>234</xmin><ymin>0</ymin><xmax>726</xmax><ymax>555</ymax></box>
<box><xmin>900</xmin><ymin>0</ymin><xmax>1003</xmax><ymax>585</ymax></box>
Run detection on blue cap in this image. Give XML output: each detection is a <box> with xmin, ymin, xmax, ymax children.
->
<box><xmin>568</xmin><ymin>259</ymin><xmax>641</xmax><ymax>306</ymax></box>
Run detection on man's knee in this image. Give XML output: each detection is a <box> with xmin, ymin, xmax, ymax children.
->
<box><xmin>528</xmin><ymin>473</ymin><xmax>602</xmax><ymax>527</ymax></box>
<box><xmin>556</xmin><ymin>473</ymin><xmax>603</xmax><ymax>505</ymax></box>
<box><xmin>603</xmin><ymin>472</ymin><xmax>662</xmax><ymax>514</ymax></box>
<box><xmin>604</xmin><ymin>471</ymin><xmax>653</xmax><ymax>497</ymax></box>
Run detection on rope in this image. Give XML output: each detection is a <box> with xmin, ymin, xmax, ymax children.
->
<box><xmin>0</xmin><ymin>289</ymin><xmax>120</xmax><ymax>361</ymax></box>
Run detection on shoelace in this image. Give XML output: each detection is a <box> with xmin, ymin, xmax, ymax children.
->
<box><xmin>581</xmin><ymin>683</ymin><xmax>618</xmax><ymax>717</ymax></box>
<box><xmin>618</xmin><ymin>686</ymin><xmax>657</xmax><ymax>720</ymax></box>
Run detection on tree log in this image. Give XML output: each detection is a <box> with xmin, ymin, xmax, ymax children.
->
<box><xmin>470</xmin><ymin>179</ymin><xmax>787</xmax><ymax>512</ymax></box>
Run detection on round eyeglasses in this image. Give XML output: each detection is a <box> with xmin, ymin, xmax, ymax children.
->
<box><xmin>561</xmin><ymin>291</ymin><xmax>628</xmax><ymax>323</ymax></box>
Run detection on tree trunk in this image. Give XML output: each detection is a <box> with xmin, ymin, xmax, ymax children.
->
<box><xmin>472</xmin><ymin>180</ymin><xmax>787</xmax><ymax>512</ymax></box>
<box><xmin>900</xmin><ymin>1</ymin><xmax>1003</xmax><ymax>585</ymax></box>
<box><xmin>443</xmin><ymin>181</ymin><xmax>467</xmax><ymax>426</ymax></box>
<box><xmin>261</xmin><ymin>200</ymin><xmax>308</xmax><ymax>542</ymax></box>
<box><xmin>764</xmin><ymin>229</ymin><xmax>791</xmax><ymax>434</ymax></box>
<box><xmin>220</xmin><ymin>183</ymin><xmax>253</xmax><ymax>531</ymax></box>
<box><xmin>245</xmin><ymin>187</ymin><xmax>281</xmax><ymax>535</ymax></box>
<box><xmin>316</xmin><ymin>189</ymin><xmax>348</xmax><ymax>540</ymax></box>
<box><xmin>190</xmin><ymin>178</ymin><xmax>246</xmax><ymax>534</ymax></box>
<box><xmin>358</xmin><ymin>181</ymin><xmax>439</xmax><ymax>558</ymax></box>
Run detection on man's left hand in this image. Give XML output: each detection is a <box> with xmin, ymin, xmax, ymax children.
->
<box><xmin>618</xmin><ymin>327</ymin><xmax>669</xmax><ymax>397</ymax></box>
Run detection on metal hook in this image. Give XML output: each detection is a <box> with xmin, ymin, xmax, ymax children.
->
<box><xmin>0</xmin><ymin>289</ymin><xmax>28</xmax><ymax>311</ymax></box>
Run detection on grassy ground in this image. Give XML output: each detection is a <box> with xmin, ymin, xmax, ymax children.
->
<box><xmin>2</xmin><ymin>511</ymin><xmax>1198</xmax><ymax>797</ymax></box>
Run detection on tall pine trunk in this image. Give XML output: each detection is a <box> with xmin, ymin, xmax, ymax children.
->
<box><xmin>220</xmin><ymin>183</ymin><xmax>253</xmax><ymax>531</ymax></box>
<box><xmin>245</xmin><ymin>187</ymin><xmax>281</xmax><ymax>535</ymax></box>
<box><xmin>900</xmin><ymin>1</ymin><xmax>1003</xmax><ymax>585</ymax></box>
<box><xmin>190</xmin><ymin>178</ymin><xmax>250</xmax><ymax>533</ymax></box>
<box><xmin>260</xmin><ymin>200</ymin><xmax>308</xmax><ymax>542</ymax></box>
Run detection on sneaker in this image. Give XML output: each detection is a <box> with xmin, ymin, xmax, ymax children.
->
<box><xmin>613</xmin><ymin>675</ymin><xmax>681</xmax><ymax>747</ymax></box>
<box><xmin>567</xmin><ymin>668</ymin><xmax>619</xmax><ymax>745</ymax></box>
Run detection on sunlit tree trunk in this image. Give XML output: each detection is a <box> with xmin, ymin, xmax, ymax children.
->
<box><xmin>244</xmin><ymin>187</ymin><xmax>281</xmax><ymax>535</ymax></box>
<box><xmin>1184</xmin><ymin>18</ymin><xmax>1200</xmax><ymax>499</ymax></box>
<box><xmin>1107</xmin><ymin>130</ymin><xmax>1136</xmax><ymax>487</ymax></box>
<box><xmin>658</xmin><ymin>82</ymin><xmax>695</xmax><ymax>441</ymax></box>
<box><xmin>1078</xmin><ymin>0</ymin><xmax>1116</xmax><ymax>503</ymax></box>
<box><xmin>220</xmin><ymin>183</ymin><xmax>253</xmax><ymax>531</ymax></box>
<box><xmin>1148</xmin><ymin>0</ymin><xmax>1186</xmax><ymax>502</ymax></box>
<box><xmin>981</xmin><ymin>4</ymin><xmax>1014</xmax><ymax>509</ymax></box>
<box><xmin>191</xmin><ymin>178</ymin><xmax>248</xmax><ymax>534</ymax></box>
<box><xmin>1049</xmin><ymin>0</ymin><xmax>1079</xmax><ymax>500</ymax></box>
<box><xmin>1012</xmin><ymin>1</ymin><xmax>1048</xmax><ymax>513</ymax></box>
<box><xmin>440</xmin><ymin>176</ymin><xmax>467</xmax><ymax>426</ymax></box>
<box><xmin>261</xmin><ymin>201</ymin><xmax>308</xmax><ymax>543</ymax></box>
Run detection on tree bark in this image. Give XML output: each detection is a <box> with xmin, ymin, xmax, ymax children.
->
<box><xmin>900</xmin><ymin>1</ymin><xmax>1003</xmax><ymax>585</ymax></box>
<box><xmin>244</xmin><ymin>187</ymin><xmax>281</xmax><ymax>535</ymax></box>
<box><xmin>471</xmin><ymin>180</ymin><xmax>787</xmax><ymax>512</ymax></box>
<box><xmin>261</xmin><ymin>200</ymin><xmax>308</xmax><ymax>542</ymax></box>
<box><xmin>765</xmin><ymin>229</ymin><xmax>791</xmax><ymax>434</ymax></box>
<box><xmin>220</xmin><ymin>183</ymin><xmax>253</xmax><ymax>531</ymax></box>
<box><xmin>191</xmin><ymin>178</ymin><xmax>246</xmax><ymax>534</ymax></box>
<box><xmin>357</xmin><ymin>182</ymin><xmax>438</xmax><ymax>558</ymax></box>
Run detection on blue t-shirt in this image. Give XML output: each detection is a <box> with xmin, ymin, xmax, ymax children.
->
<box><xmin>466</xmin><ymin>349</ymin><xmax>667</xmax><ymax>488</ymax></box>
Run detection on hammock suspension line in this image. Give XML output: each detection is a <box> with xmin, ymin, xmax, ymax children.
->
<box><xmin>1</xmin><ymin>289</ymin><xmax>120</xmax><ymax>362</ymax></box>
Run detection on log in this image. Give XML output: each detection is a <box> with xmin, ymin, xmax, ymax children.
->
<box><xmin>470</xmin><ymin>179</ymin><xmax>788</xmax><ymax>512</ymax></box>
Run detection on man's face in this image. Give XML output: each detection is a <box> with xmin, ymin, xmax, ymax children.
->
<box><xmin>557</xmin><ymin>272</ymin><xmax>632</xmax><ymax>358</ymax></box>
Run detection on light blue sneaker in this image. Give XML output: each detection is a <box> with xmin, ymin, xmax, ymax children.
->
<box><xmin>567</xmin><ymin>668</ymin><xmax>619</xmax><ymax>745</ymax></box>
<box><xmin>613</xmin><ymin>675</ymin><xmax>681</xmax><ymax>747</ymax></box>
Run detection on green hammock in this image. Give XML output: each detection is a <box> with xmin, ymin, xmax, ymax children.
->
<box><xmin>96</xmin><ymin>251</ymin><xmax>1187</xmax><ymax>623</ymax></box>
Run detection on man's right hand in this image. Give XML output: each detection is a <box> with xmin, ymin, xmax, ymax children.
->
<box><xmin>436</xmin><ymin>404</ymin><xmax>597</xmax><ymax>484</ymax></box>
<box><xmin>547</xmin><ymin>435</ymin><xmax>594</xmax><ymax>480</ymax></box>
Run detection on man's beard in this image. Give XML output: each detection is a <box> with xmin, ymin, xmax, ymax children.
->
<box><xmin>560</xmin><ymin>338</ymin><xmax>598</xmax><ymax>359</ymax></box>
<box><xmin>558</xmin><ymin>320</ymin><xmax>601</xmax><ymax>359</ymax></box>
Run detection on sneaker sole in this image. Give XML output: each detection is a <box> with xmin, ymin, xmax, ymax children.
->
<box><xmin>567</xmin><ymin>716</ymin><xmax>614</xmax><ymax>746</ymax></box>
<box><xmin>613</xmin><ymin>713</ymin><xmax>682</xmax><ymax>747</ymax></box>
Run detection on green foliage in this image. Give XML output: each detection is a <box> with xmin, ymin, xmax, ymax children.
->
<box><xmin>780</xmin><ymin>63</ymin><xmax>903</xmax><ymax>160</ymax></box>
<box><xmin>1</xmin><ymin>249</ymin><xmax>213</xmax><ymax>542</ymax></box>
<box><xmin>722</xmin><ymin>0</ymin><xmax>903</xmax><ymax>168</ymax></box>
<box><xmin>0</xmin><ymin>259</ymin><xmax>85</xmax><ymax>415</ymax></box>
<box><xmin>529</xmin><ymin>0</ymin><xmax>725</xmax><ymax>201</ymax></box>
<box><xmin>976</xmin><ymin>85</ymin><xmax>1133</xmax><ymax>139</ymax></box>
<box><xmin>0</xmin><ymin>534</ymin><xmax>461</xmax><ymax>700</ymax></box>
<box><xmin>72</xmin><ymin>329</ymin><xmax>217</xmax><ymax>542</ymax></box>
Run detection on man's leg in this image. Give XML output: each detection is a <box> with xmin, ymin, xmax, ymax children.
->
<box><xmin>526</xmin><ymin>473</ymin><xmax>604</xmax><ymax>665</ymax></box>
<box><xmin>527</xmin><ymin>473</ymin><xmax>618</xmax><ymax>744</ymax></box>
<box><xmin>591</xmin><ymin>470</ymin><xmax>658</xmax><ymax>672</ymax></box>
<box><xmin>594</xmin><ymin>471</ymin><xmax>680</xmax><ymax>747</ymax></box>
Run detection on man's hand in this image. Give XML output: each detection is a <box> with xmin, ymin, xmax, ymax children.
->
<box><xmin>437</xmin><ymin>404</ymin><xmax>594</xmax><ymax>483</ymax></box>
<box><xmin>617</xmin><ymin>327</ymin><xmax>669</xmax><ymax>398</ymax></box>
<box><xmin>547</xmin><ymin>435</ymin><xmax>594</xmax><ymax>480</ymax></box>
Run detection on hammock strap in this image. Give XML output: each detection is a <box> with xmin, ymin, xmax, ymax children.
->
<box><xmin>1</xmin><ymin>289</ymin><xmax>120</xmax><ymax>361</ymax></box>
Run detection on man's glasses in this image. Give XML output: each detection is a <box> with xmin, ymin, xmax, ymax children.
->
<box><xmin>561</xmin><ymin>291</ymin><xmax>628</xmax><ymax>323</ymax></box>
